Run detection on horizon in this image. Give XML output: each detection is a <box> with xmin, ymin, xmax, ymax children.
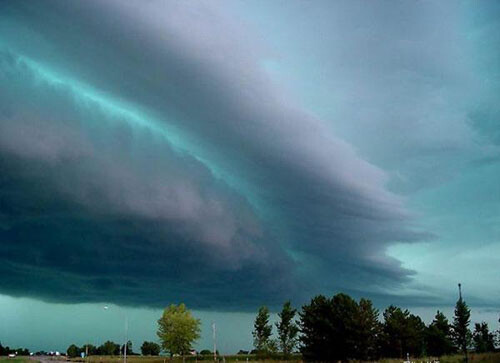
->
<box><xmin>0</xmin><ymin>290</ymin><xmax>497</xmax><ymax>354</ymax></box>
<box><xmin>0</xmin><ymin>0</ymin><xmax>499</xmax><ymax>354</ymax></box>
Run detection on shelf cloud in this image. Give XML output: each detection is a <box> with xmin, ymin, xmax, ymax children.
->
<box><xmin>0</xmin><ymin>0</ymin><xmax>449</xmax><ymax>310</ymax></box>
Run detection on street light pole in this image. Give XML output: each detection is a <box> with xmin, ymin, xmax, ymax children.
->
<box><xmin>124</xmin><ymin>315</ymin><xmax>128</xmax><ymax>363</ymax></box>
<box><xmin>212</xmin><ymin>322</ymin><xmax>217</xmax><ymax>361</ymax></box>
<box><xmin>104</xmin><ymin>305</ymin><xmax>128</xmax><ymax>363</ymax></box>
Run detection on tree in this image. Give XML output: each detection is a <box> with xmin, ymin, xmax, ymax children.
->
<box><xmin>140</xmin><ymin>341</ymin><xmax>161</xmax><ymax>356</ymax></box>
<box><xmin>276</xmin><ymin>301</ymin><xmax>299</xmax><ymax>357</ymax></box>
<box><xmin>299</xmin><ymin>293</ymin><xmax>375</xmax><ymax>361</ymax></box>
<box><xmin>0</xmin><ymin>343</ymin><xmax>8</xmax><ymax>356</ymax></box>
<box><xmin>426</xmin><ymin>311</ymin><xmax>454</xmax><ymax>357</ymax></box>
<box><xmin>16</xmin><ymin>348</ymin><xmax>29</xmax><ymax>356</ymax></box>
<box><xmin>299</xmin><ymin>295</ymin><xmax>336</xmax><ymax>361</ymax></box>
<box><xmin>157</xmin><ymin>303</ymin><xmax>201</xmax><ymax>357</ymax></box>
<box><xmin>329</xmin><ymin>293</ymin><xmax>361</xmax><ymax>361</ymax></box>
<box><xmin>98</xmin><ymin>341</ymin><xmax>120</xmax><ymax>356</ymax></box>
<box><xmin>266</xmin><ymin>339</ymin><xmax>279</xmax><ymax>354</ymax></box>
<box><xmin>356</xmin><ymin>298</ymin><xmax>382</xmax><ymax>361</ymax></box>
<box><xmin>67</xmin><ymin>344</ymin><xmax>81</xmax><ymax>358</ymax></box>
<box><xmin>472</xmin><ymin>322</ymin><xmax>495</xmax><ymax>353</ymax></box>
<box><xmin>497</xmin><ymin>317</ymin><xmax>500</xmax><ymax>350</ymax></box>
<box><xmin>252</xmin><ymin>306</ymin><xmax>273</xmax><ymax>353</ymax></box>
<box><xmin>120</xmin><ymin>341</ymin><xmax>134</xmax><ymax>355</ymax></box>
<box><xmin>81</xmin><ymin>344</ymin><xmax>97</xmax><ymax>356</ymax></box>
<box><xmin>381</xmin><ymin>306</ymin><xmax>426</xmax><ymax>358</ymax></box>
<box><xmin>406</xmin><ymin>314</ymin><xmax>426</xmax><ymax>357</ymax></box>
<box><xmin>199</xmin><ymin>349</ymin><xmax>212</xmax><ymax>355</ymax></box>
<box><xmin>452</xmin><ymin>287</ymin><xmax>471</xmax><ymax>362</ymax></box>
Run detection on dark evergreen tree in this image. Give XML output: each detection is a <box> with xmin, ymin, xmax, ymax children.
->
<box><xmin>406</xmin><ymin>314</ymin><xmax>426</xmax><ymax>357</ymax></box>
<box><xmin>299</xmin><ymin>293</ymin><xmax>380</xmax><ymax>361</ymax></box>
<box><xmin>381</xmin><ymin>305</ymin><xmax>426</xmax><ymax>358</ymax></box>
<box><xmin>355</xmin><ymin>298</ymin><xmax>382</xmax><ymax>361</ymax></box>
<box><xmin>426</xmin><ymin>311</ymin><xmax>454</xmax><ymax>357</ymax></box>
<box><xmin>276</xmin><ymin>301</ymin><xmax>299</xmax><ymax>357</ymax></box>
<box><xmin>452</xmin><ymin>284</ymin><xmax>471</xmax><ymax>362</ymax></box>
<box><xmin>472</xmin><ymin>322</ymin><xmax>495</xmax><ymax>353</ymax></box>
<box><xmin>299</xmin><ymin>295</ymin><xmax>335</xmax><ymax>361</ymax></box>
<box><xmin>252</xmin><ymin>306</ymin><xmax>273</xmax><ymax>353</ymax></box>
<box><xmin>328</xmin><ymin>293</ymin><xmax>360</xmax><ymax>361</ymax></box>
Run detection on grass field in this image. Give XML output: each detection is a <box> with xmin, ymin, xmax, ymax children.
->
<box><xmin>65</xmin><ymin>352</ymin><xmax>500</xmax><ymax>363</ymax></box>
<box><xmin>5</xmin><ymin>352</ymin><xmax>499</xmax><ymax>363</ymax></box>
<box><xmin>380</xmin><ymin>352</ymin><xmax>500</xmax><ymax>363</ymax></box>
<box><xmin>0</xmin><ymin>358</ymin><xmax>33</xmax><ymax>363</ymax></box>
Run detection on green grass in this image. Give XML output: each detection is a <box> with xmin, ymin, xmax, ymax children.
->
<box><xmin>68</xmin><ymin>352</ymin><xmax>500</xmax><ymax>363</ymax></box>
<box><xmin>379</xmin><ymin>352</ymin><xmax>500</xmax><ymax>363</ymax></box>
<box><xmin>0</xmin><ymin>358</ymin><xmax>34</xmax><ymax>363</ymax></box>
<box><xmin>71</xmin><ymin>355</ymin><xmax>297</xmax><ymax>363</ymax></box>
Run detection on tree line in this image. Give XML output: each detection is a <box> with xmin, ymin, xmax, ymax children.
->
<box><xmin>60</xmin><ymin>287</ymin><xmax>497</xmax><ymax>361</ymax></box>
<box><xmin>66</xmin><ymin>340</ymin><xmax>162</xmax><ymax>358</ymax></box>
<box><xmin>66</xmin><ymin>303</ymin><xmax>200</xmax><ymax>358</ymax></box>
<box><xmin>0</xmin><ymin>342</ymin><xmax>29</xmax><ymax>356</ymax></box>
<box><xmin>252</xmin><ymin>290</ymin><xmax>499</xmax><ymax>361</ymax></box>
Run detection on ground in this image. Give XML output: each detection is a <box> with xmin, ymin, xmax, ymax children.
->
<box><xmin>1</xmin><ymin>353</ymin><xmax>499</xmax><ymax>363</ymax></box>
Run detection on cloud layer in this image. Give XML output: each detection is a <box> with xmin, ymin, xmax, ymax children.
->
<box><xmin>0</xmin><ymin>0</ymin><xmax>434</xmax><ymax>309</ymax></box>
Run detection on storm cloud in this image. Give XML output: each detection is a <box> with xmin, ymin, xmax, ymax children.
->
<box><xmin>0</xmin><ymin>0</ymin><xmax>447</xmax><ymax>310</ymax></box>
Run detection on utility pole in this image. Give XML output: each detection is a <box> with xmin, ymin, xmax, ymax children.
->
<box><xmin>212</xmin><ymin>322</ymin><xmax>217</xmax><ymax>362</ymax></box>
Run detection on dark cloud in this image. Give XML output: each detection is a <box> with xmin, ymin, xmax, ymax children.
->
<box><xmin>0</xmin><ymin>0</ymin><xmax>430</xmax><ymax>310</ymax></box>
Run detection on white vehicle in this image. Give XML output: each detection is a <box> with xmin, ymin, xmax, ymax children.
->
<box><xmin>8</xmin><ymin>353</ymin><xmax>16</xmax><ymax>358</ymax></box>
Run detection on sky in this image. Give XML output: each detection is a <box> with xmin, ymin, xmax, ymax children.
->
<box><xmin>0</xmin><ymin>0</ymin><xmax>499</xmax><ymax>354</ymax></box>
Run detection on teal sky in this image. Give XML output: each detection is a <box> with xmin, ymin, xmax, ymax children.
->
<box><xmin>0</xmin><ymin>0</ymin><xmax>499</xmax><ymax>353</ymax></box>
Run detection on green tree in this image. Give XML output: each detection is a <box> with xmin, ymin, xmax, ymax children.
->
<box><xmin>472</xmin><ymin>322</ymin><xmax>495</xmax><ymax>353</ymax></box>
<box><xmin>381</xmin><ymin>306</ymin><xmax>426</xmax><ymax>358</ymax></box>
<box><xmin>120</xmin><ymin>341</ymin><xmax>133</xmax><ymax>355</ymax></box>
<box><xmin>67</xmin><ymin>344</ymin><xmax>81</xmax><ymax>358</ymax></box>
<box><xmin>276</xmin><ymin>301</ymin><xmax>299</xmax><ymax>357</ymax></box>
<box><xmin>299</xmin><ymin>295</ymin><xmax>332</xmax><ymax>361</ymax></box>
<box><xmin>426</xmin><ymin>311</ymin><xmax>454</xmax><ymax>357</ymax></box>
<box><xmin>81</xmin><ymin>344</ymin><xmax>97</xmax><ymax>356</ymax></box>
<box><xmin>16</xmin><ymin>348</ymin><xmax>29</xmax><ymax>356</ymax></box>
<box><xmin>329</xmin><ymin>293</ymin><xmax>361</xmax><ymax>361</ymax></box>
<box><xmin>157</xmin><ymin>303</ymin><xmax>201</xmax><ymax>357</ymax></box>
<box><xmin>98</xmin><ymin>341</ymin><xmax>120</xmax><ymax>356</ymax></box>
<box><xmin>140</xmin><ymin>341</ymin><xmax>161</xmax><ymax>356</ymax></box>
<box><xmin>356</xmin><ymin>298</ymin><xmax>381</xmax><ymax>361</ymax></box>
<box><xmin>452</xmin><ymin>289</ymin><xmax>471</xmax><ymax>361</ymax></box>
<box><xmin>299</xmin><ymin>293</ymin><xmax>376</xmax><ymax>361</ymax></box>
<box><xmin>0</xmin><ymin>344</ymin><xmax>12</xmax><ymax>356</ymax></box>
<box><xmin>252</xmin><ymin>306</ymin><xmax>273</xmax><ymax>353</ymax></box>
